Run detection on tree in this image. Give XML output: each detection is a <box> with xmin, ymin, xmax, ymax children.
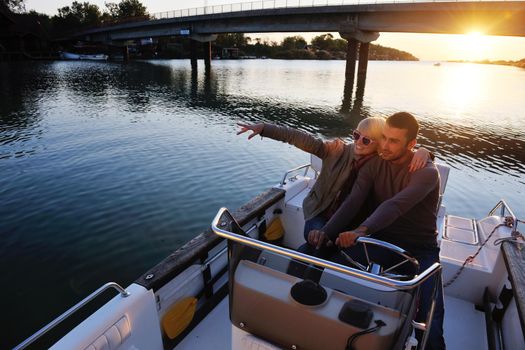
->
<box><xmin>103</xmin><ymin>2</ymin><xmax>119</xmax><ymax>18</ymax></box>
<box><xmin>1</xmin><ymin>0</ymin><xmax>25</xmax><ymax>13</ymax></box>
<box><xmin>215</xmin><ymin>33</ymin><xmax>250</xmax><ymax>48</ymax></box>
<box><xmin>102</xmin><ymin>0</ymin><xmax>148</xmax><ymax>20</ymax></box>
<box><xmin>53</xmin><ymin>1</ymin><xmax>102</xmax><ymax>31</ymax></box>
<box><xmin>117</xmin><ymin>0</ymin><xmax>147</xmax><ymax>18</ymax></box>
<box><xmin>281</xmin><ymin>36</ymin><xmax>307</xmax><ymax>51</ymax></box>
<box><xmin>311</xmin><ymin>33</ymin><xmax>336</xmax><ymax>51</ymax></box>
<box><xmin>332</xmin><ymin>38</ymin><xmax>347</xmax><ymax>52</ymax></box>
<box><xmin>27</xmin><ymin>10</ymin><xmax>53</xmax><ymax>34</ymax></box>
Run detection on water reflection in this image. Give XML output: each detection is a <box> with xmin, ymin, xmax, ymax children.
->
<box><xmin>0</xmin><ymin>63</ymin><xmax>56</xmax><ymax>158</ymax></box>
<box><xmin>1</xmin><ymin>59</ymin><xmax>524</xmax><ymax>349</ymax></box>
<box><xmin>2</xmin><ymin>60</ymin><xmax>524</xmax><ymax>179</ymax></box>
<box><xmin>2</xmin><ymin>60</ymin><xmax>525</xmax><ymax>178</ymax></box>
<box><xmin>175</xmin><ymin>65</ymin><xmax>525</xmax><ymax>185</ymax></box>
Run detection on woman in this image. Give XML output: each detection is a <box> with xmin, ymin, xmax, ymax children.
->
<box><xmin>237</xmin><ymin>117</ymin><xmax>430</xmax><ymax>249</ymax></box>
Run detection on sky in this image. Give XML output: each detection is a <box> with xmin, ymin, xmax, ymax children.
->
<box><xmin>25</xmin><ymin>0</ymin><xmax>525</xmax><ymax>61</ymax></box>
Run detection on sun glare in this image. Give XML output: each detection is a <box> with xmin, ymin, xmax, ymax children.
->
<box><xmin>459</xmin><ymin>31</ymin><xmax>490</xmax><ymax>61</ymax></box>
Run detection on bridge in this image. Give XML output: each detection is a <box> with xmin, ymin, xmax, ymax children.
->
<box><xmin>73</xmin><ymin>0</ymin><xmax>525</xmax><ymax>108</ymax></box>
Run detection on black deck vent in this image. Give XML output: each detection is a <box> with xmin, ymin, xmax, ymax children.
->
<box><xmin>338</xmin><ymin>299</ymin><xmax>373</xmax><ymax>329</ymax></box>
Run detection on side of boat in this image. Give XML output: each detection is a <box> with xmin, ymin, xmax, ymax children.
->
<box><xmin>14</xmin><ymin>157</ymin><xmax>525</xmax><ymax>350</ymax></box>
<box><xmin>59</xmin><ymin>52</ymin><xmax>109</xmax><ymax>61</ymax></box>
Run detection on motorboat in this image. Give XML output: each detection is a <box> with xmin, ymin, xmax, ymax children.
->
<box><xmin>14</xmin><ymin>155</ymin><xmax>525</xmax><ymax>350</ymax></box>
<box><xmin>59</xmin><ymin>51</ymin><xmax>109</xmax><ymax>61</ymax></box>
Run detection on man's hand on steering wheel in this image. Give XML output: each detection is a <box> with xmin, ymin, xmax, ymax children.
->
<box><xmin>335</xmin><ymin>226</ymin><xmax>369</xmax><ymax>248</ymax></box>
<box><xmin>307</xmin><ymin>230</ymin><xmax>329</xmax><ymax>249</ymax></box>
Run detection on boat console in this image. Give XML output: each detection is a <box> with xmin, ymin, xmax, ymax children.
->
<box><xmin>211</xmin><ymin>208</ymin><xmax>442</xmax><ymax>350</ymax></box>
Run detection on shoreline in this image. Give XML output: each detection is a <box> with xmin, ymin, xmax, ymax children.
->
<box><xmin>447</xmin><ymin>59</ymin><xmax>525</xmax><ymax>68</ymax></box>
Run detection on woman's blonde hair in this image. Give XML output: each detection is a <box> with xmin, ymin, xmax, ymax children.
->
<box><xmin>356</xmin><ymin>117</ymin><xmax>386</xmax><ymax>141</ymax></box>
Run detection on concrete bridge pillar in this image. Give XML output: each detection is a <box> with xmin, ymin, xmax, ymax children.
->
<box><xmin>123</xmin><ymin>45</ymin><xmax>129</xmax><ymax>61</ymax></box>
<box><xmin>343</xmin><ymin>38</ymin><xmax>358</xmax><ymax>107</ymax></box>
<box><xmin>356</xmin><ymin>42</ymin><xmax>370</xmax><ymax>100</ymax></box>
<box><xmin>203</xmin><ymin>41</ymin><xmax>211</xmax><ymax>74</ymax></box>
<box><xmin>189</xmin><ymin>34</ymin><xmax>216</xmax><ymax>72</ymax></box>
<box><xmin>190</xmin><ymin>39</ymin><xmax>198</xmax><ymax>70</ymax></box>
<box><xmin>340</xmin><ymin>31</ymin><xmax>379</xmax><ymax>108</ymax></box>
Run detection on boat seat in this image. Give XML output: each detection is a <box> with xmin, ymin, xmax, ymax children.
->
<box><xmin>435</xmin><ymin>163</ymin><xmax>450</xmax><ymax>207</ymax></box>
<box><xmin>310</xmin><ymin>154</ymin><xmax>322</xmax><ymax>177</ymax></box>
<box><xmin>279</xmin><ymin>155</ymin><xmax>321</xmax><ymax>249</ymax></box>
<box><xmin>435</xmin><ymin>163</ymin><xmax>450</xmax><ymax>243</ymax></box>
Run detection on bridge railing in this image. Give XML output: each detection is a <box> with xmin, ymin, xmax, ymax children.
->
<box><xmin>151</xmin><ymin>0</ymin><xmax>416</xmax><ymax>20</ymax></box>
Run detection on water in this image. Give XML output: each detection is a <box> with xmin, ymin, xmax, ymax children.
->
<box><xmin>1</xmin><ymin>59</ymin><xmax>524</xmax><ymax>348</ymax></box>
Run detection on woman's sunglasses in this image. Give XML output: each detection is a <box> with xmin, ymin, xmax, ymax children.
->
<box><xmin>352</xmin><ymin>130</ymin><xmax>374</xmax><ymax>146</ymax></box>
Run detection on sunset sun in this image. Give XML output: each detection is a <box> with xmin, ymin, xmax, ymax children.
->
<box><xmin>460</xmin><ymin>31</ymin><xmax>491</xmax><ymax>60</ymax></box>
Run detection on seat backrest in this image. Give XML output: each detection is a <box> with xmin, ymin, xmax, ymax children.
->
<box><xmin>435</xmin><ymin>163</ymin><xmax>450</xmax><ymax>211</ymax></box>
<box><xmin>435</xmin><ymin>163</ymin><xmax>450</xmax><ymax>196</ymax></box>
<box><xmin>310</xmin><ymin>154</ymin><xmax>322</xmax><ymax>175</ymax></box>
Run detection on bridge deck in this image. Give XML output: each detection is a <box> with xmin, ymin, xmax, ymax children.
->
<box><xmin>76</xmin><ymin>1</ymin><xmax>525</xmax><ymax>41</ymax></box>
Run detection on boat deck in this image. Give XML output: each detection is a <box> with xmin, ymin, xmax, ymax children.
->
<box><xmin>175</xmin><ymin>294</ymin><xmax>487</xmax><ymax>350</ymax></box>
<box><xmin>175</xmin><ymin>297</ymin><xmax>231</xmax><ymax>350</ymax></box>
<box><xmin>444</xmin><ymin>296</ymin><xmax>488</xmax><ymax>350</ymax></box>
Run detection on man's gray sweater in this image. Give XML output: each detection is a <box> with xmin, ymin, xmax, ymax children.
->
<box><xmin>322</xmin><ymin>154</ymin><xmax>441</xmax><ymax>249</ymax></box>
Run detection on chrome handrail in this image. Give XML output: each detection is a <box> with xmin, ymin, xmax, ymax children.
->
<box><xmin>280</xmin><ymin>163</ymin><xmax>311</xmax><ymax>186</ymax></box>
<box><xmin>211</xmin><ymin>207</ymin><xmax>441</xmax><ymax>290</ymax></box>
<box><xmin>14</xmin><ymin>282</ymin><xmax>130</xmax><ymax>350</ymax></box>
<box><xmin>488</xmin><ymin>199</ymin><xmax>518</xmax><ymax>232</ymax></box>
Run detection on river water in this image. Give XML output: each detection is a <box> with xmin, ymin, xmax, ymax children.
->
<box><xmin>1</xmin><ymin>59</ymin><xmax>524</xmax><ymax>347</ymax></box>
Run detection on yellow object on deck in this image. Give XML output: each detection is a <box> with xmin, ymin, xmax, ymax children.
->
<box><xmin>162</xmin><ymin>297</ymin><xmax>198</xmax><ymax>339</ymax></box>
<box><xmin>264</xmin><ymin>217</ymin><xmax>285</xmax><ymax>241</ymax></box>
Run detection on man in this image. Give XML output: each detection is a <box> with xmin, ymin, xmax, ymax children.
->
<box><xmin>314</xmin><ymin>112</ymin><xmax>445</xmax><ymax>350</ymax></box>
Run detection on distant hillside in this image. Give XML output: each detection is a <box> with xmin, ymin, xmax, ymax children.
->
<box><xmin>368</xmin><ymin>44</ymin><xmax>418</xmax><ymax>61</ymax></box>
<box><xmin>269</xmin><ymin>43</ymin><xmax>418</xmax><ymax>61</ymax></box>
<box><xmin>214</xmin><ymin>34</ymin><xmax>419</xmax><ymax>61</ymax></box>
<box><xmin>450</xmin><ymin>58</ymin><xmax>525</xmax><ymax>68</ymax></box>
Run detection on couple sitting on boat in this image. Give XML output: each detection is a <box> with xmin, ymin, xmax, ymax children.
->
<box><xmin>238</xmin><ymin>112</ymin><xmax>445</xmax><ymax>350</ymax></box>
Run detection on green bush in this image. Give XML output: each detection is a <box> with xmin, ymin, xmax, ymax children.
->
<box><xmin>315</xmin><ymin>50</ymin><xmax>333</xmax><ymax>60</ymax></box>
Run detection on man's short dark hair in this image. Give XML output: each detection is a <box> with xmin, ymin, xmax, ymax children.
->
<box><xmin>386</xmin><ymin>112</ymin><xmax>419</xmax><ymax>142</ymax></box>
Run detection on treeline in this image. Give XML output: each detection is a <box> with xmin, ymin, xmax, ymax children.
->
<box><xmin>474</xmin><ymin>58</ymin><xmax>525</xmax><ymax>69</ymax></box>
<box><xmin>448</xmin><ymin>58</ymin><xmax>525</xmax><ymax>69</ymax></box>
<box><xmin>2</xmin><ymin>0</ymin><xmax>148</xmax><ymax>36</ymax></box>
<box><xmin>214</xmin><ymin>33</ymin><xmax>419</xmax><ymax>61</ymax></box>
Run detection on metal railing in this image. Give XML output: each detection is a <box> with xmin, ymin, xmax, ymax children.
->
<box><xmin>151</xmin><ymin>0</ymin><xmax>521</xmax><ymax>20</ymax></box>
<box><xmin>211</xmin><ymin>207</ymin><xmax>441</xmax><ymax>290</ymax></box>
<box><xmin>280</xmin><ymin>163</ymin><xmax>312</xmax><ymax>186</ymax></box>
<box><xmin>488</xmin><ymin>199</ymin><xmax>518</xmax><ymax>232</ymax></box>
<box><xmin>13</xmin><ymin>282</ymin><xmax>130</xmax><ymax>350</ymax></box>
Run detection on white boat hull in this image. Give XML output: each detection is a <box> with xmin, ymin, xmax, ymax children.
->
<box><xmin>60</xmin><ymin>52</ymin><xmax>108</xmax><ymax>61</ymax></box>
<box><xmin>15</xmin><ymin>160</ymin><xmax>525</xmax><ymax>350</ymax></box>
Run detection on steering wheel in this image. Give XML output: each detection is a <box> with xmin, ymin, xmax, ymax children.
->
<box><xmin>339</xmin><ymin>237</ymin><xmax>420</xmax><ymax>280</ymax></box>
